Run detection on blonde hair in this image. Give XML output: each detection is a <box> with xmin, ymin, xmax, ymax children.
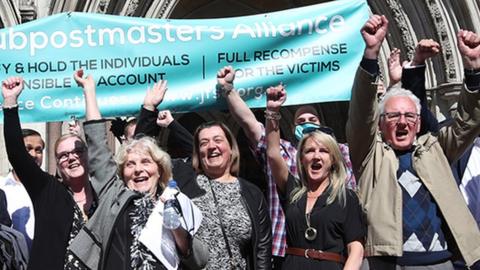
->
<box><xmin>192</xmin><ymin>121</ymin><xmax>240</xmax><ymax>176</ymax></box>
<box><xmin>291</xmin><ymin>131</ymin><xmax>347</xmax><ymax>207</ymax></box>
<box><xmin>116</xmin><ymin>136</ymin><xmax>172</xmax><ymax>190</ymax></box>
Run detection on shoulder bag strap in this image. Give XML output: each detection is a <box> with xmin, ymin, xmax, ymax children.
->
<box><xmin>207</xmin><ymin>179</ymin><xmax>234</xmax><ymax>260</ymax></box>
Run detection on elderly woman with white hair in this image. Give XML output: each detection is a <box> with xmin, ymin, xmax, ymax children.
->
<box><xmin>68</xmin><ymin>70</ymin><xmax>207</xmax><ymax>270</ymax></box>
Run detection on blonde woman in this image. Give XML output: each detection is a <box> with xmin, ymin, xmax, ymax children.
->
<box><xmin>265</xmin><ymin>85</ymin><xmax>366</xmax><ymax>270</ymax></box>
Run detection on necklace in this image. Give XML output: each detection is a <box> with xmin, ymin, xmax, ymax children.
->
<box><xmin>304</xmin><ymin>212</ymin><xmax>317</xmax><ymax>241</ymax></box>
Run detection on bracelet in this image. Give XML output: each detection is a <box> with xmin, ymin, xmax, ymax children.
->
<box><xmin>2</xmin><ymin>103</ymin><xmax>18</xmax><ymax>109</ymax></box>
<box><xmin>265</xmin><ymin>109</ymin><xmax>281</xmax><ymax>121</ymax></box>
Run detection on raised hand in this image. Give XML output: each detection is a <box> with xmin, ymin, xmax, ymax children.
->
<box><xmin>216</xmin><ymin>66</ymin><xmax>235</xmax><ymax>97</ymax></box>
<box><xmin>67</xmin><ymin>118</ymin><xmax>82</xmax><ymax>135</ymax></box>
<box><xmin>143</xmin><ymin>80</ymin><xmax>168</xmax><ymax>111</ymax></box>
<box><xmin>2</xmin><ymin>77</ymin><xmax>24</xmax><ymax>107</ymax></box>
<box><xmin>458</xmin><ymin>30</ymin><xmax>480</xmax><ymax>70</ymax></box>
<box><xmin>74</xmin><ymin>69</ymin><xmax>100</xmax><ymax>120</ymax></box>
<box><xmin>361</xmin><ymin>15</ymin><xmax>389</xmax><ymax>60</ymax></box>
<box><xmin>388</xmin><ymin>48</ymin><xmax>403</xmax><ymax>86</ymax></box>
<box><xmin>73</xmin><ymin>69</ymin><xmax>95</xmax><ymax>94</ymax></box>
<box><xmin>266</xmin><ymin>84</ymin><xmax>286</xmax><ymax>112</ymax></box>
<box><xmin>156</xmin><ymin>110</ymin><xmax>174</xmax><ymax>128</ymax></box>
<box><xmin>412</xmin><ymin>39</ymin><xmax>440</xmax><ymax>65</ymax></box>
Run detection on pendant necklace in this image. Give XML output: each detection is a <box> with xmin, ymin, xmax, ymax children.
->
<box><xmin>304</xmin><ymin>212</ymin><xmax>317</xmax><ymax>241</ymax></box>
<box><xmin>305</xmin><ymin>183</ymin><xmax>325</xmax><ymax>241</ymax></box>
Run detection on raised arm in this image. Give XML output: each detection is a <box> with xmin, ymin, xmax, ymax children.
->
<box><xmin>411</xmin><ymin>39</ymin><xmax>441</xmax><ymax>67</ymax></box>
<box><xmin>265</xmin><ymin>85</ymin><xmax>289</xmax><ymax>194</ymax></box>
<box><xmin>439</xmin><ymin>30</ymin><xmax>480</xmax><ymax>162</ymax></box>
<box><xmin>157</xmin><ymin>110</ymin><xmax>194</xmax><ymax>156</ymax></box>
<box><xmin>346</xmin><ymin>15</ymin><xmax>389</xmax><ymax>173</ymax></box>
<box><xmin>67</xmin><ymin>118</ymin><xmax>83</xmax><ymax>136</ymax></box>
<box><xmin>362</xmin><ymin>15</ymin><xmax>389</xmax><ymax>60</ymax></box>
<box><xmin>2</xmin><ymin>77</ymin><xmax>49</xmax><ymax>201</ymax></box>
<box><xmin>74</xmin><ymin>69</ymin><xmax>100</xmax><ymax>121</ymax></box>
<box><xmin>217</xmin><ymin>66</ymin><xmax>262</xmax><ymax>147</ymax></box>
<box><xmin>134</xmin><ymin>81</ymin><xmax>168</xmax><ymax>137</ymax></box>
<box><xmin>74</xmin><ymin>70</ymin><xmax>117</xmax><ymax>197</ymax></box>
<box><xmin>403</xmin><ymin>39</ymin><xmax>441</xmax><ymax>135</ymax></box>
<box><xmin>387</xmin><ymin>48</ymin><xmax>403</xmax><ymax>87</ymax></box>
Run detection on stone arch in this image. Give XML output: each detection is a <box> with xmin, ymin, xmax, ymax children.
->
<box><xmin>1</xmin><ymin>0</ymin><xmax>480</xmax><ymax>175</ymax></box>
<box><xmin>0</xmin><ymin>0</ymin><xmax>21</xmax><ymax>28</ymax></box>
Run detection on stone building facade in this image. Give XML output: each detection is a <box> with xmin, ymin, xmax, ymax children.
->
<box><xmin>0</xmin><ymin>0</ymin><xmax>479</xmax><ymax>185</ymax></box>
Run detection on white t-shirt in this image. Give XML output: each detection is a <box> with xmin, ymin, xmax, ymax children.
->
<box><xmin>0</xmin><ymin>171</ymin><xmax>35</xmax><ymax>248</ymax></box>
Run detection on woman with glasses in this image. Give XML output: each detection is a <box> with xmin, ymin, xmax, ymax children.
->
<box><xmin>2</xmin><ymin>77</ymin><xmax>95</xmax><ymax>270</ymax></box>
<box><xmin>68</xmin><ymin>70</ymin><xmax>206</xmax><ymax>270</ymax></box>
<box><xmin>264</xmin><ymin>85</ymin><xmax>366</xmax><ymax>270</ymax></box>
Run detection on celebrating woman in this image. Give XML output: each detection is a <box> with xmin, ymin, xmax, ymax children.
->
<box><xmin>190</xmin><ymin>121</ymin><xmax>272</xmax><ymax>270</ymax></box>
<box><xmin>68</xmin><ymin>70</ymin><xmax>206</xmax><ymax>270</ymax></box>
<box><xmin>128</xmin><ymin>75</ymin><xmax>272</xmax><ymax>269</ymax></box>
<box><xmin>2</xmin><ymin>77</ymin><xmax>95</xmax><ymax>270</ymax></box>
<box><xmin>265</xmin><ymin>85</ymin><xmax>366</xmax><ymax>270</ymax></box>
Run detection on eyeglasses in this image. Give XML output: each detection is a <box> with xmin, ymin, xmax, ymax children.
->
<box><xmin>56</xmin><ymin>147</ymin><xmax>85</xmax><ymax>163</ymax></box>
<box><xmin>381</xmin><ymin>112</ymin><xmax>419</xmax><ymax>124</ymax></box>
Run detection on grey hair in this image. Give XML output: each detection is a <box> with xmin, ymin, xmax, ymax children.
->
<box><xmin>379</xmin><ymin>86</ymin><xmax>421</xmax><ymax>114</ymax></box>
<box><xmin>116</xmin><ymin>136</ymin><xmax>172</xmax><ymax>191</ymax></box>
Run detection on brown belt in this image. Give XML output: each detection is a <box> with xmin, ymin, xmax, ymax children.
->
<box><xmin>285</xmin><ymin>247</ymin><xmax>345</xmax><ymax>264</ymax></box>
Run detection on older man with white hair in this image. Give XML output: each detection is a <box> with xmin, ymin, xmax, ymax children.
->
<box><xmin>347</xmin><ymin>15</ymin><xmax>480</xmax><ymax>269</ymax></box>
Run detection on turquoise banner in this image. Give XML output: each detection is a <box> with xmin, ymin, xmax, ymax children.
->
<box><xmin>0</xmin><ymin>0</ymin><xmax>368</xmax><ymax>123</ymax></box>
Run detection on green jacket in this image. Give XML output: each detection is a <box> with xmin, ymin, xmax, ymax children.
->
<box><xmin>346</xmin><ymin>66</ymin><xmax>480</xmax><ymax>267</ymax></box>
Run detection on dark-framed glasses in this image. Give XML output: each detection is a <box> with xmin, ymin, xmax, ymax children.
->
<box><xmin>56</xmin><ymin>147</ymin><xmax>85</xmax><ymax>163</ymax></box>
<box><xmin>381</xmin><ymin>112</ymin><xmax>419</xmax><ymax>124</ymax></box>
